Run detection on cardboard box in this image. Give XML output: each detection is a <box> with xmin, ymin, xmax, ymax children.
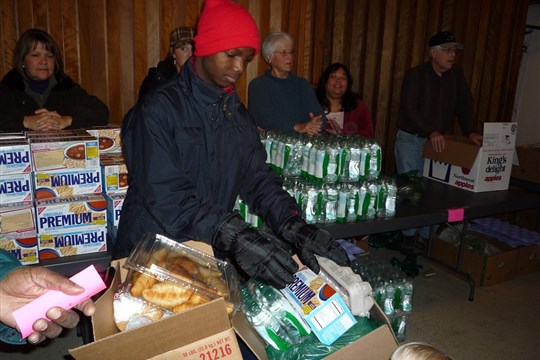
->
<box><xmin>431</xmin><ymin>234</ymin><xmax>519</xmax><ymax>287</ymax></box>
<box><xmin>38</xmin><ymin>225</ymin><xmax>107</xmax><ymax>259</ymax></box>
<box><xmin>0</xmin><ymin>201</ymin><xmax>36</xmax><ymax>240</ymax></box>
<box><xmin>0</xmin><ymin>237</ymin><xmax>39</xmax><ymax>265</ymax></box>
<box><xmin>86</xmin><ymin>126</ymin><xmax>123</xmax><ymax>154</ymax></box>
<box><xmin>515</xmin><ymin>244</ymin><xmax>540</xmax><ymax>276</ymax></box>
<box><xmin>511</xmin><ymin>144</ymin><xmax>540</xmax><ymax>184</ymax></box>
<box><xmin>35</xmin><ymin>194</ymin><xmax>107</xmax><ymax>234</ymax></box>
<box><xmin>34</xmin><ymin>167</ymin><xmax>103</xmax><ymax>199</ymax></box>
<box><xmin>70</xmin><ymin>241</ymin><xmax>398</xmax><ymax>360</ymax></box>
<box><xmin>0</xmin><ymin>172</ymin><xmax>33</xmax><ymax>203</ymax></box>
<box><xmin>30</xmin><ymin>135</ymin><xmax>100</xmax><ymax>171</ymax></box>
<box><xmin>0</xmin><ymin>139</ymin><xmax>32</xmax><ymax>175</ymax></box>
<box><xmin>423</xmin><ymin>122</ymin><xmax>517</xmax><ymax>192</ymax></box>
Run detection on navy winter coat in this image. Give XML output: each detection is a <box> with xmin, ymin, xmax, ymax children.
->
<box><xmin>113</xmin><ymin>61</ymin><xmax>300</xmax><ymax>258</ymax></box>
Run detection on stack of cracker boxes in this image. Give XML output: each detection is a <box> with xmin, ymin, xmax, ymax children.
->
<box><xmin>0</xmin><ymin>126</ymin><xmax>127</xmax><ymax>265</ymax></box>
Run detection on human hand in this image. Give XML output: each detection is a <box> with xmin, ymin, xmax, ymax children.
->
<box><xmin>429</xmin><ymin>131</ymin><xmax>445</xmax><ymax>152</ymax></box>
<box><xmin>213</xmin><ymin>213</ymin><xmax>298</xmax><ymax>288</ymax></box>
<box><xmin>468</xmin><ymin>132</ymin><xmax>483</xmax><ymax>146</ymax></box>
<box><xmin>0</xmin><ymin>266</ymin><xmax>96</xmax><ymax>344</ymax></box>
<box><xmin>295</xmin><ymin>113</ymin><xmax>322</xmax><ymax>136</ymax></box>
<box><xmin>278</xmin><ymin>216</ymin><xmax>349</xmax><ymax>274</ymax></box>
<box><xmin>326</xmin><ymin>118</ymin><xmax>342</xmax><ymax>135</ymax></box>
<box><xmin>23</xmin><ymin>109</ymin><xmax>72</xmax><ymax>131</ymax></box>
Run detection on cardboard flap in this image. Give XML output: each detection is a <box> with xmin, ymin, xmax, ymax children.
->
<box><xmin>422</xmin><ymin>136</ymin><xmax>479</xmax><ymax>169</ymax></box>
<box><xmin>70</xmin><ymin>297</ymin><xmax>231</xmax><ymax>360</ymax></box>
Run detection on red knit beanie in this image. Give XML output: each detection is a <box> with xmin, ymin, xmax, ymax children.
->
<box><xmin>194</xmin><ymin>0</ymin><xmax>260</xmax><ymax>57</ymax></box>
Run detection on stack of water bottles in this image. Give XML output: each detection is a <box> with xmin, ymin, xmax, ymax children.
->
<box><xmin>258</xmin><ymin>130</ymin><xmax>397</xmax><ymax>225</ymax></box>
<box><xmin>351</xmin><ymin>255</ymin><xmax>414</xmax><ymax>342</ymax></box>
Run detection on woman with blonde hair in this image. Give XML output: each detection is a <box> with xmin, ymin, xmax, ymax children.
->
<box><xmin>391</xmin><ymin>342</ymin><xmax>453</xmax><ymax>360</ymax></box>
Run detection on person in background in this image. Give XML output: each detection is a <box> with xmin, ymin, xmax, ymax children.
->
<box><xmin>395</xmin><ymin>31</ymin><xmax>482</xmax><ymax>252</ymax></box>
<box><xmin>0</xmin><ymin>28</ymin><xmax>109</xmax><ymax>132</ymax></box>
<box><xmin>390</xmin><ymin>342</ymin><xmax>453</xmax><ymax>360</ymax></box>
<box><xmin>138</xmin><ymin>26</ymin><xmax>195</xmax><ymax>100</ymax></box>
<box><xmin>248</xmin><ymin>32</ymin><xmax>324</xmax><ymax>136</ymax></box>
<box><xmin>0</xmin><ymin>249</ymin><xmax>96</xmax><ymax>345</ymax></box>
<box><xmin>315</xmin><ymin>62</ymin><xmax>374</xmax><ymax>137</ymax></box>
<box><xmin>114</xmin><ymin>0</ymin><xmax>348</xmax><ymax>290</ymax></box>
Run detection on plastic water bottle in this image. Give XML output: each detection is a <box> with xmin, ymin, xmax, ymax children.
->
<box><xmin>383</xmin><ymin>282</ymin><xmax>396</xmax><ymax>317</ymax></box>
<box><xmin>325</xmin><ymin>183</ymin><xmax>338</xmax><ymax>223</ymax></box>
<box><xmin>401</xmin><ymin>280</ymin><xmax>413</xmax><ymax>313</ymax></box>
<box><xmin>301</xmin><ymin>137</ymin><xmax>312</xmax><ymax>180</ymax></box>
<box><xmin>347</xmin><ymin>184</ymin><xmax>360</xmax><ymax>222</ymax></box>
<box><xmin>369</xmin><ymin>140</ymin><xmax>382</xmax><ymax>180</ymax></box>
<box><xmin>324</xmin><ymin>143</ymin><xmax>340</xmax><ymax>184</ymax></box>
<box><xmin>305</xmin><ymin>184</ymin><xmax>318</xmax><ymax>224</ymax></box>
<box><xmin>336</xmin><ymin>182</ymin><xmax>349</xmax><ymax>223</ymax></box>
<box><xmin>385</xmin><ymin>178</ymin><xmax>397</xmax><ymax>217</ymax></box>
<box><xmin>348</xmin><ymin>141</ymin><xmax>361</xmax><ymax>183</ymax></box>
<box><xmin>359</xmin><ymin>140</ymin><xmax>371</xmax><ymax>181</ymax></box>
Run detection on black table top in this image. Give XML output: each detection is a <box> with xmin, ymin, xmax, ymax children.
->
<box><xmin>322</xmin><ymin>178</ymin><xmax>540</xmax><ymax>238</ymax></box>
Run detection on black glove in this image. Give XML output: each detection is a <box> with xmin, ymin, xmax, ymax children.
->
<box><xmin>213</xmin><ymin>213</ymin><xmax>298</xmax><ymax>288</ymax></box>
<box><xmin>278</xmin><ymin>216</ymin><xmax>350</xmax><ymax>274</ymax></box>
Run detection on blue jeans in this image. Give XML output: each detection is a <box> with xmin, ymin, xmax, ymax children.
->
<box><xmin>395</xmin><ymin>130</ymin><xmax>431</xmax><ymax>238</ymax></box>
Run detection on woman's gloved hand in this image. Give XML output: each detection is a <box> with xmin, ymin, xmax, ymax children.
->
<box><xmin>278</xmin><ymin>216</ymin><xmax>350</xmax><ymax>274</ymax></box>
<box><xmin>213</xmin><ymin>213</ymin><xmax>298</xmax><ymax>288</ymax></box>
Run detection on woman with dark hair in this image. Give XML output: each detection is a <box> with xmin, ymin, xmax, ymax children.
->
<box><xmin>0</xmin><ymin>28</ymin><xmax>108</xmax><ymax>132</ymax></box>
<box><xmin>316</xmin><ymin>63</ymin><xmax>374</xmax><ymax>137</ymax></box>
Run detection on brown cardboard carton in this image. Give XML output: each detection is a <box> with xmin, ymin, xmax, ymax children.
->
<box><xmin>511</xmin><ymin>144</ymin><xmax>540</xmax><ymax>184</ymax></box>
<box><xmin>70</xmin><ymin>241</ymin><xmax>398</xmax><ymax>360</ymax></box>
<box><xmin>431</xmin><ymin>234</ymin><xmax>519</xmax><ymax>287</ymax></box>
<box><xmin>515</xmin><ymin>244</ymin><xmax>540</xmax><ymax>276</ymax></box>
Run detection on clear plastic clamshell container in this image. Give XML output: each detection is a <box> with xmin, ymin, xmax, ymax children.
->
<box><xmin>124</xmin><ymin>233</ymin><xmax>242</xmax><ymax>317</ymax></box>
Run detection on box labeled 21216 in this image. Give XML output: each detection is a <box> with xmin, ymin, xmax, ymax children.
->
<box><xmin>423</xmin><ymin>122</ymin><xmax>517</xmax><ymax>192</ymax></box>
<box><xmin>70</xmin><ymin>241</ymin><xmax>397</xmax><ymax>360</ymax></box>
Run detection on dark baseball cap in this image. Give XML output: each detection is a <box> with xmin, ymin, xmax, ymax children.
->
<box><xmin>429</xmin><ymin>31</ymin><xmax>464</xmax><ymax>50</ymax></box>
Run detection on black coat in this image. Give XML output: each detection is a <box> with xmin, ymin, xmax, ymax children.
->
<box><xmin>137</xmin><ymin>59</ymin><xmax>178</xmax><ymax>101</ymax></box>
<box><xmin>0</xmin><ymin>69</ymin><xmax>108</xmax><ymax>132</ymax></box>
<box><xmin>113</xmin><ymin>62</ymin><xmax>300</xmax><ymax>258</ymax></box>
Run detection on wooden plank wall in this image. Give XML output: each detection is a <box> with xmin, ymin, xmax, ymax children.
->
<box><xmin>0</xmin><ymin>0</ymin><xmax>529</xmax><ymax>174</ymax></box>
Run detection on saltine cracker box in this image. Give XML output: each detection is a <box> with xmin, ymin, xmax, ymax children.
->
<box><xmin>0</xmin><ymin>201</ymin><xmax>38</xmax><ymax>265</ymax></box>
<box><xmin>423</xmin><ymin>122</ymin><xmax>517</xmax><ymax>192</ymax></box>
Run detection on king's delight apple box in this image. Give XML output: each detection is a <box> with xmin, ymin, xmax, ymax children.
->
<box><xmin>422</xmin><ymin>122</ymin><xmax>517</xmax><ymax>192</ymax></box>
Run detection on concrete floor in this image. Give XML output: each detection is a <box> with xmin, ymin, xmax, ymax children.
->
<box><xmin>1</xmin><ymin>247</ymin><xmax>539</xmax><ymax>360</ymax></box>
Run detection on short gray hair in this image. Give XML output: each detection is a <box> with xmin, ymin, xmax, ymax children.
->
<box><xmin>261</xmin><ymin>32</ymin><xmax>293</xmax><ymax>60</ymax></box>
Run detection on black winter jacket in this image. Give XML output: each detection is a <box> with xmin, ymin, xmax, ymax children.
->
<box><xmin>113</xmin><ymin>61</ymin><xmax>300</xmax><ymax>258</ymax></box>
<box><xmin>0</xmin><ymin>69</ymin><xmax>108</xmax><ymax>132</ymax></box>
<box><xmin>137</xmin><ymin>59</ymin><xmax>178</xmax><ymax>101</ymax></box>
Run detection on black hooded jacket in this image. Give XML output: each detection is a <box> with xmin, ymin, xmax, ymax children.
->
<box><xmin>0</xmin><ymin>69</ymin><xmax>108</xmax><ymax>132</ymax></box>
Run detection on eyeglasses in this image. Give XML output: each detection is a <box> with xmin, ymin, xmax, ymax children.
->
<box><xmin>273</xmin><ymin>50</ymin><xmax>296</xmax><ymax>57</ymax></box>
<box><xmin>438</xmin><ymin>46</ymin><xmax>461</xmax><ymax>54</ymax></box>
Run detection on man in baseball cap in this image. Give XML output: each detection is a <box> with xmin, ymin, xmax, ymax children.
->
<box><xmin>394</xmin><ymin>30</ymin><xmax>482</xmax><ymax>253</ymax></box>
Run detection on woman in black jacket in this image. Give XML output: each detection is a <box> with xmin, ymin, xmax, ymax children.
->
<box><xmin>0</xmin><ymin>28</ymin><xmax>108</xmax><ymax>132</ymax></box>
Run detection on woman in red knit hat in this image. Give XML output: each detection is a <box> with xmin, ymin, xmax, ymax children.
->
<box><xmin>115</xmin><ymin>0</ymin><xmax>348</xmax><ymax>290</ymax></box>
